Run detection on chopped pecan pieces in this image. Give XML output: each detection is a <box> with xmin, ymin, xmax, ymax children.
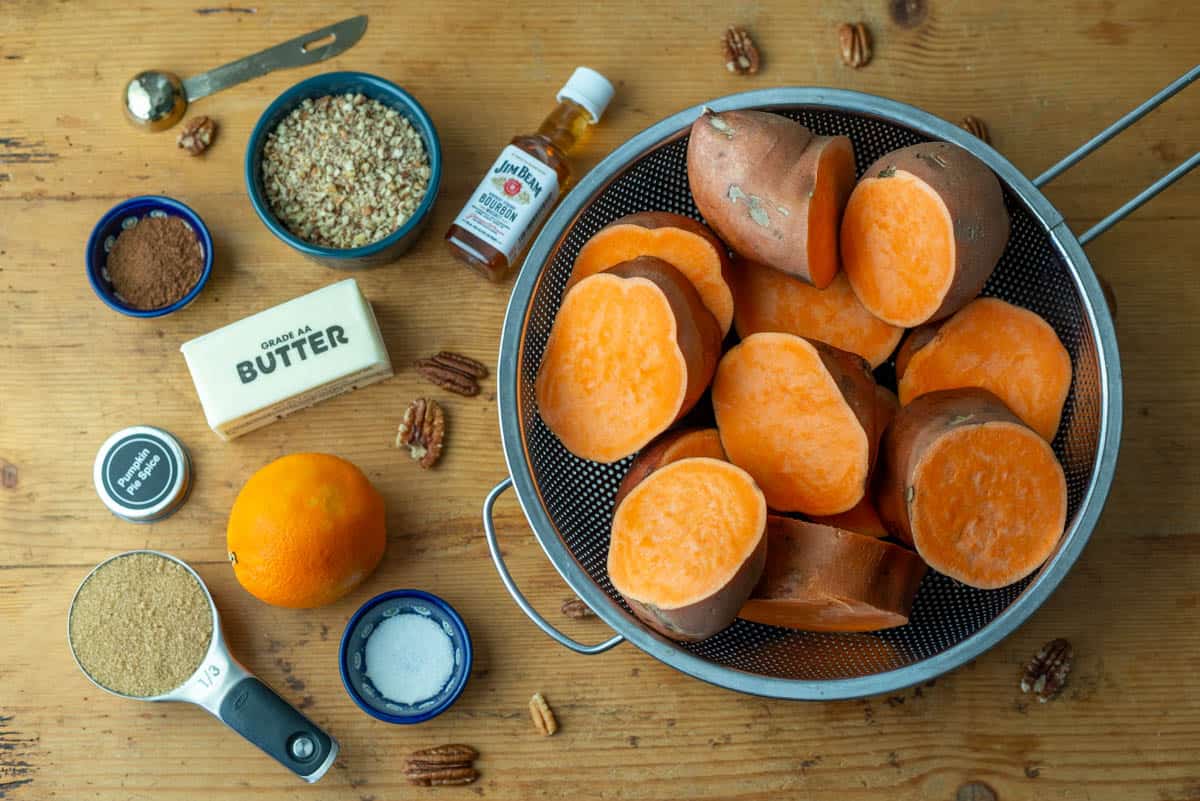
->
<box><xmin>722</xmin><ymin>26</ymin><xmax>761</xmax><ymax>75</ymax></box>
<box><xmin>415</xmin><ymin>351</ymin><xmax>488</xmax><ymax>396</ymax></box>
<box><xmin>396</xmin><ymin>397</ymin><xmax>445</xmax><ymax>469</ymax></box>
<box><xmin>1021</xmin><ymin>637</ymin><xmax>1072</xmax><ymax>702</ymax></box>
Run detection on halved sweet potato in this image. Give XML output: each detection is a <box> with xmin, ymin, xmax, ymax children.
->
<box><xmin>713</xmin><ymin>333</ymin><xmax>875</xmax><ymax>516</ymax></box>
<box><xmin>841</xmin><ymin>142</ymin><xmax>1010</xmax><ymax>327</ymax></box>
<box><xmin>569</xmin><ymin>212</ymin><xmax>735</xmax><ymax>336</ymax></box>
<box><xmin>876</xmin><ymin>388</ymin><xmax>1068</xmax><ymax>589</ymax></box>
<box><xmin>688</xmin><ymin>109</ymin><xmax>856</xmax><ymax>288</ymax></box>
<box><xmin>614</xmin><ymin>428</ymin><xmax>725</xmax><ymax>508</ymax></box>
<box><xmin>729</xmin><ymin>258</ymin><xmax>904</xmax><ymax>368</ymax></box>
<box><xmin>809</xmin><ymin>386</ymin><xmax>898</xmax><ymax>536</ymax></box>
<box><xmin>536</xmin><ymin>257</ymin><xmax>722</xmax><ymax>463</ymax></box>
<box><xmin>609</xmin><ymin>457</ymin><xmax>767</xmax><ymax>641</ymax></box>
<box><xmin>739</xmin><ymin>517</ymin><xmax>927</xmax><ymax>631</ymax></box>
<box><xmin>897</xmin><ymin>297</ymin><xmax>1072</xmax><ymax>441</ymax></box>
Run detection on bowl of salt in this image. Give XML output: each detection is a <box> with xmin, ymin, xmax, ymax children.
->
<box><xmin>339</xmin><ymin>589</ymin><xmax>472</xmax><ymax>724</ymax></box>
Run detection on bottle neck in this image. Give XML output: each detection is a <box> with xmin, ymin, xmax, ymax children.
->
<box><xmin>534</xmin><ymin>98</ymin><xmax>594</xmax><ymax>153</ymax></box>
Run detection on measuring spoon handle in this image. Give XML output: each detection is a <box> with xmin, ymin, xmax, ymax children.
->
<box><xmin>217</xmin><ymin>676</ymin><xmax>338</xmax><ymax>783</ymax></box>
<box><xmin>182</xmin><ymin>15</ymin><xmax>367</xmax><ymax>102</ymax></box>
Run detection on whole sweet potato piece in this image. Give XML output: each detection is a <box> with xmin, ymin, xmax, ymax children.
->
<box><xmin>614</xmin><ymin>428</ymin><xmax>725</xmax><ymax>508</ymax></box>
<box><xmin>841</xmin><ymin>142</ymin><xmax>1010</xmax><ymax>327</ymax></box>
<box><xmin>569</xmin><ymin>212</ymin><xmax>736</xmax><ymax>335</ymax></box>
<box><xmin>729</xmin><ymin>257</ymin><xmax>904</xmax><ymax>368</ymax></box>
<box><xmin>713</xmin><ymin>333</ymin><xmax>876</xmax><ymax>515</ymax></box>
<box><xmin>536</xmin><ymin>257</ymin><xmax>722</xmax><ymax>463</ymax></box>
<box><xmin>897</xmin><ymin>297</ymin><xmax>1072</xmax><ymax>441</ymax></box>
<box><xmin>688</xmin><ymin>109</ymin><xmax>856</xmax><ymax>288</ymax></box>
<box><xmin>739</xmin><ymin>517</ymin><xmax>927</xmax><ymax>632</ymax></box>
<box><xmin>609</xmin><ymin>457</ymin><xmax>767</xmax><ymax>641</ymax></box>
<box><xmin>876</xmin><ymin>388</ymin><xmax>1067</xmax><ymax>589</ymax></box>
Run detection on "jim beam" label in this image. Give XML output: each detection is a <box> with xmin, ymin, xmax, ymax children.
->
<box><xmin>450</xmin><ymin>144</ymin><xmax>560</xmax><ymax>264</ymax></box>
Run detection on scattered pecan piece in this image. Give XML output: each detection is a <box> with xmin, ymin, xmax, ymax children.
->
<box><xmin>722</xmin><ymin>25</ymin><xmax>760</xmax><ymax>75</ymax></box>
<box><xmin>529</xmin><ymin>691</ymin><xmax>558</xmax><ymax>736</ymax></box>
<box><xmin>177</xmin><ymin>115</ymin><xmax>216</xmax><ymax>155</ymax></box>
<box><xmin>959</xmin><ymin>115</ymin><xmax>991</xmax><ymax>145</ymax></box>
<box><xmin>1020</xmin><ymin>638</ymin><xmax>1072</xmax><ymax>702</ymax></box>
<box><xmin>561</xmin><ymin>597</ymin><xmax>597</xmax><ymax>619</ymax></box>
<box><xmin>405</xmin><ymin>766</ymin><xmax>479</xmax><ymax>787</ymax></box>
<box><xmin>406</xmin><ymin>744</ymin><xmax>478</xmax><ymax>765</ymax></box>
<box><xmin>396</xmin><ymin>398</ymin><xmax>445</xmax><ymax>469</ymax></box>
<box><xmin>837</xmin><ymin>22</ymin><xmax>872</xmax><ymax>69</ymax></box>
<box><xmin>415</xmin><ymin>351</ymin><xmax>487</xmax><ymax>396</ymax></box>
<box><xmin>955</xmin><ymin>781</ymin><xmax>998</xmax><ymax>801</ymax></box>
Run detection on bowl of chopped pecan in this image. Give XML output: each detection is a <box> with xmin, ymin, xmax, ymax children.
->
<box><xmin>245</xmin><ymin>71</ymin><xmax>442</xmax><ymax>269</ymax></box>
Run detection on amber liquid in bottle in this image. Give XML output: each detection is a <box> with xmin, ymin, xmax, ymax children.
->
<box><xmin>446</xmin><ymin>99</ymin><xmax>594</xmax><ymax>282</ymax></box>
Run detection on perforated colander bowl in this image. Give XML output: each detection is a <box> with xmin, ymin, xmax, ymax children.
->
<box><xmin>484</xmin><ymin>74</ymin><xmax>1197</xmax><ymax>700</ymax></box>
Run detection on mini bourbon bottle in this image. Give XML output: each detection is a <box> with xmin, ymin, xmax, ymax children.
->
<box><xmin>446</xmin><ymin>67</ymin><xmax>614</xmax><ymax>282</ymax></box>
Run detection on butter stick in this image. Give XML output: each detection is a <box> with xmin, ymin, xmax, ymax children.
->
<box><xmin>180</xmin><ymin>279</ymin><xmax>392</xmax><ymax>440</ymax></box>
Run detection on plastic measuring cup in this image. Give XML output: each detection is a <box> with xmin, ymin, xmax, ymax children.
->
<box><xmin>68</xmin><ymin>550</ymin><xmax>338</xmax><ymax>782</ymax></box>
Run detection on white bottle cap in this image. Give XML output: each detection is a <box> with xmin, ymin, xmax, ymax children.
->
<box><xmin>557</xmin><ymin>67</ymin><xmax>615</xmax><ymax>123</ymax></box>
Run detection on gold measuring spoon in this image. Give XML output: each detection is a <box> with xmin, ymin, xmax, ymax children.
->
<box><xmin>68</xmin><ymin>550</ymin><xmax>338</xmax><ymax>782</ymax></box>
<box><xmin>123</xmin><ymin>15</ymin><xmax>367</xmax><ymax>131</ymax></box>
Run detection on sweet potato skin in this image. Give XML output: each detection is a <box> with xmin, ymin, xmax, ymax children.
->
<box><xmin>739</xmin><ymin>517</ymin><xmax>927</xmax><ymax>632</ymax></box>
<box><xmin>605</xmin><ymin>257</ymin><xmax>724</xmax><ymax>425</ymax></box>
<box><xmin>614</xmin><ymin>428</ymin><xmax>725</xmax><ymax>509</ymax></box>
<box><xmin>876</xmin><ymin>387</ymin><xmax>1026</xmax><ymax>545</ymax></box>
<box><xmin>845</xmin><ymin>142</ymin><xmax>1010</xmax><ymax>324</ymax></box>
<box><xmin>687</xmin><ymin>109</ymin><xmax>853</xmax><ymax>288</ymax></box>
<box><xmin>813</xmin><ymin>340</ymin><xmax>880</xmax><ymax>468</ymax></box>
<box><xmin>895</xmin><ymin>324</ymin><xmax>942</xmax><ymax>381</ymax></box>
<box><xmin>568</xmin><ymin>212</ymin><xmax>735</xmax><ymax>335</ymax></box>
<box><xmin>627</xmin><ymin>533</ymin><xmax>767</xmax><ymax>642</ymax></box>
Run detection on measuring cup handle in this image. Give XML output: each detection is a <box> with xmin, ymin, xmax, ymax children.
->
<box><xmin>483</xmin><ymin>477</ymin><xmax>624</xmax><ymax>656</ymax></box>
<box><xmin>217</xmin><ymin>676</ymin><xmax>338</xmax><ymax>783</ymax></box>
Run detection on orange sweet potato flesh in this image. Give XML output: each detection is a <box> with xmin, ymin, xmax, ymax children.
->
<box><xmin>897</xmin><ymin>298</ymin><xmax>1072</xmax><ymax>441</ymax></box>
<box><xmin>876</xmin><ymin>388</ymin><xmax>1068</xmax><ymax>589</ymax></box>
<box><xmin>569</xmin><ymin>212</ymin><xmax>735</xmax><ymax>336</ymax></box>
<box><xmin>687</xmin><ymin>109</ymin><xmax>856</xmax><ymax>288</ymax></box>
<box><xmin>729</xmin><ymin>258</ymin><xmax>904</xmax><ymax>368</ymax></box>
<box><xmin>609</xmin><ymin>457</ymin><xmax>767</xmax><ymax>641</ymax></box>
<box><xmin>841</xmin><ymin>142</ymin><xmax>1010</xmax><ymax>327</ymax></box>
<box><xmin>739</xmin><ymin>517</ymin><xmax>927</xmax><ymax>632</ymax></box>
<box><xmin>809</xmin><ymin>386</ymin><xmax>898</xmax><ymax>536</ymax></box>
<box><xmin>614</xmin><ymin>428</ymin><xmax>725</xmax><ymax>509</ymax></box>
<box><xmin>536</xmin><ymin>257</ymin><xmax>722</xmax><ymax>463</ymax></box>
<box><xmin>713</xmin><ymin>333</ymin><xmax>875</xmax><ymax>516</ymax></box>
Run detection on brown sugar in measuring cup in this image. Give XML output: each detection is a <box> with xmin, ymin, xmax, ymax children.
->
<box><xmin>67</xmin><ymin>550</ymin><xmax>339</xmax><ymax>782</ymax></box>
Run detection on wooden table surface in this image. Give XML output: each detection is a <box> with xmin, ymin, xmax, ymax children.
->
<box><xmin>2</xmin><ymin>1</ymin><xmax>1198</xmax><ymax>799</ymax></box>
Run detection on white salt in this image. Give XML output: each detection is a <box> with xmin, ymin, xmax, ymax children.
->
<box><xmin>364</xmin><ymin>613</ymin><xmax>455</xmax><ymax>705</ymax></box>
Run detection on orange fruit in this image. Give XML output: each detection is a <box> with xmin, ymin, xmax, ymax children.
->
<box><xmin>227</xmin><ymin>453</ymin><xmax>386</xmax><ymax>608</ymax></box>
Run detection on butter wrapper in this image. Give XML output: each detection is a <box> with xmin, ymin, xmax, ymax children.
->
<box><xmin>180</xmin><ymin>279</ymin><xmax>392</xmax><ymax>440</ymax></box>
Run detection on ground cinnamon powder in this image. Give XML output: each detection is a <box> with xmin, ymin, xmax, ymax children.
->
<box><xmin>106</xmin><ymin>215</ymin><xmax>203</xmax><ymax>310</ymax></box>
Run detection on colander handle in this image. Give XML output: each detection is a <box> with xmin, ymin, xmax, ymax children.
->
<box><xmin>1035</xmin><ymin>64</ymin><xmax>1199</xmax><ymax>245</ymax></box>
<box><xmin>483</xmin><ymin>478</ymin><xmax>625</xmax><ymax>655</ymax></box>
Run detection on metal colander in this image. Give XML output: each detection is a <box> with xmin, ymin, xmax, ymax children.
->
<box><xmin>484</xmin><ymin>71</ymin><xmax>1198</xmax><ymax>700</ymax></box>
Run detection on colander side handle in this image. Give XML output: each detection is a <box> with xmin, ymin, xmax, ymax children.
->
<box><xmin>483</xmin><ymin>478</ymin><xmax>625</xmax><ymax>656</ymax></box>
<box><xmin>1034</xmin><ymin>64</ymin><xmax>1200</xmax><ymax>245</ymax></box>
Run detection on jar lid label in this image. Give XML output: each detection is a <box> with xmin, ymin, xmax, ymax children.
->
<box><xmin>98</xmin><ymin>431</ymin><xmax>179</xmax><ymax>511</ymax></box>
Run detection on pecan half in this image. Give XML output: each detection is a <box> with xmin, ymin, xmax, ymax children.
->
<box><xmin>396</xmin><ymin>397</ymin><xmax>445</xmax><ymax>469</ymax></box>
<box><xmin>405</xmin><ymin>766</ymin><xmax>479</xmax><ymax>787</ymax></box>
<box><xmin>837</xmin><ymin>22</ymin><xmax>872</xmax><ymax>69</ymax></box>
<box><xmin>177</xmin><ymin>115</ymin><xmax>216</xmax><ymax>155</ymax></box>
<box><xmin>722</xmin><ymin>26</ymin><xmax>760</xmax><ymax>75</ymax></box>
<box><xmin>1020</xmin><ymin>637</ymin><xmax>1072</xmax><ymax>702</ymax></box>
<box><xmin>415</xmin><ymin>351</ymin><xmax>487</xmax><ymax>396</ymax></box>
<box><xmin>406</xmin><ymin>744</ymin><xmax>478</xmax><ymax>765</ymax></box>
<box><xmin>529</xmin><ymin>691</ymin><xmax>558</xmax><ymax>736</ymax></box>
<box><xmin>561</xmin><ymin>597</ymin><xmax>597</xmax><ymax>619</ymax></box>
<box><xmin>959</xmin><ymin>115</ymin><xmax>991</xmax><ymax>145</ymax></box>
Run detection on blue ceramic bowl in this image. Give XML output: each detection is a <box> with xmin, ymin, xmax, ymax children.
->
<box><xmin>245</xmin><ymin>72</ymin><xmax>443</xmax><ymax>269</ymax></box>
<box><xmin>86</xmin><ymin>196</ymin><xmax>213</xmax><ymax>317</ymax></box>
<box><xmin>339</xmin><ymin>590</ymin><xmax>472</xmax><ymax>724</ymax></box>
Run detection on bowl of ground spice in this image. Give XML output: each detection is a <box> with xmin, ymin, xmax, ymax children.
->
<box><xmin>245</xmin><ymin>72</ymin><xmax>442</xmax><ymax>269</ymax></box>
<box><xmin>86</xmin><ymin>195</ymin><xmax>213</xmax><ymax>317</ymax></box>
